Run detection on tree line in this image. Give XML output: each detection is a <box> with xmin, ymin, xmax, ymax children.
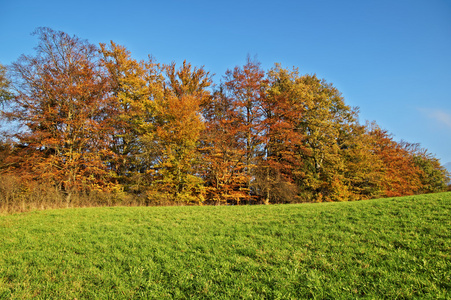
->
<box><xmin>0</xmin><ymin>28</ymin><xmax>449</xmax><ymax>207</ymax></box>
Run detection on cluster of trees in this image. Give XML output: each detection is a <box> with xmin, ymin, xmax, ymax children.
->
<box><xmin>0</xmin><ymin>28</ymin><xmax>449</xmax><ymax>205</ymax></box>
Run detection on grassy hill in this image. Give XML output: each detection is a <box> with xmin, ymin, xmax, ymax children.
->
<box><xmin>1</xmin><ymin>193</ymin><xmax>450</xmax><ymax>299</ymax></box>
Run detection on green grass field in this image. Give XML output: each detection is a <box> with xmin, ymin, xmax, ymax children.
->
<box><xmin>1</xmin><ymin>193</ymin><xmax>450</xmax><ymax>299</ymax></box>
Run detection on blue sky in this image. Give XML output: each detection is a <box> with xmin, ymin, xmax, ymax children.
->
<box><xmin>1</xmin><ymin>0</ymin><xmax>450</xmax><ymax>163</ymax></box>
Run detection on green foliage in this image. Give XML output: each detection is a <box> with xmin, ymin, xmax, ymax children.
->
<box><xmin>402</xmin><ymin>142</ymin><xmax>451</xmax><ymax>194</ymax></box>
<box><xmin>414</xmin><ymin>154</ymin><xmax>450</xmax><ymax>193</ymax></box>
<box><xmin>1</xmin><ymin>193</ymin><xmax>450</xmax><ymax>298</ymax></box>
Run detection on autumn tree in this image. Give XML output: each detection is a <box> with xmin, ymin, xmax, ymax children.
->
<box><xmin>340</xmin><ymin>122</ymin><xmax>384</xmax><ymax>199</ymax></box>
<box><xmin>368</xmin><ymin>124</ymin><xmax>422</xmax><ymax>197</ymax></box>
<box><xmin>253</xmin><ymin>64</ymin><xmax>305</xmax><ymax>204</ymax></box>
<box><xmin>200</xmin><ymin>87</ymin><xmax>249</xmax><ymax>204</ymax></box>
<box><xmin>0</xmin><ymin>63</ymin><xmax>13</xmax><ymax>168</ymax></box>
<box><xmin>402</xmin><ymin>141</ymin><xmax>450</xmax><ymax>194</ymax></box>
<box><xmin>3</xmin><ymin>27</ymin><xmax>449</xmax><ymax>208</ymax></box>
<box><xmin>100</xmin><ymin>42</ymin><xmax>163</xmax><ymax>192</ymax></box>
<box><xmin>222</xmin><ymin>57</ymin><xmax>267</xmax><ymax>201</ymax></box>
<box><xmin>146</xmin><ymin>61</ymin><xmax>211</xmax><ymax>203</ymax></box>
<box><xmin>0</xmin><ymin>63</ymin><xmax>13</xmax><ymax>104</ymax></box>
<box><xmin>292</xmin><ymin>74</ymin><xmax>358</xmax><ymax>201</ymax></box>
<box><xmin>3</xmin><ymin>28</ymin><xmax>117</xmax><ymax>197</ymax></box>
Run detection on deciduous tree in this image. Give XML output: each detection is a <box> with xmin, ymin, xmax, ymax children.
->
<box><xmin>200</xmin><ymin>87</ymin><xmax>249</xmax><ymax>204</ymax></box>
<box><xmin>100</xmin><ymin>42</ymin><xmax>163</xmax><ymax>192</ymax></box>
<box><xmin>148</xmin><ymin>61</ymin><xmax>211</xmax><ymax>203</ymax></box>
<box><xmin>341</xmin><ymin>122</ymin><xmax>384</xmax><ymax>200</ymax></box>
<box><xmin>4</xmin><ymin>28</ymin><xmax>117</xmax><ymax>196</ymax></box>
<box><xmin>368</xmin><ymin>125</ymin><xmax>422</xmax><ymax>197</ymax></box>
<box><xmin>255</xmin><ymin>64</ymin><xmax>306</xmax><ymax>204</ymax></box>
<box><xmin>402</xmin><ymin>141</ymin><xmax>450</xmax><ymax>194</ymax></box>
<box><xmin>290</xmin><ymin>75</ymin><xmax>359</xmax><ymax>201</ymax></box>
<box><xmin>0</xmin><ymin>63</ymin><xmax>13</xmax><ymax>104</ymax></box>
<box><xmin>223</xmin><ymin>57</ymin><xmax>267</xmax><ymax>200</ymax></box>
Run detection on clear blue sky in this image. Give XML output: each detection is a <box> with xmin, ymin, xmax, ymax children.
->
<box><xmin>1</xmin><ymin>0</ymin><xmax>450</xmax><ymax>163</ymax></box>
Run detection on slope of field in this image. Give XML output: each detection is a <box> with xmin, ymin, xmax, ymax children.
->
<box><xmin>0</xmin><ymin>193</ymin><xmax>450</xmax><ymax>299</ymax></box>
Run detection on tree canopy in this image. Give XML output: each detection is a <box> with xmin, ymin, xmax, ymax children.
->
<box><xmin>1</xmin><ymin>28</ymin><xmax>449</xmax><ymax>205</ymax></box>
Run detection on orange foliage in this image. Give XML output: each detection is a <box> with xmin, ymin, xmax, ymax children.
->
<box><xmin>1</xmin><ymin>28</ymin><xmax>448</xmax><ymax>207</ymax></box>
<box><xmin>4</xmin><ymin>28</ymin><xmax>117</xmax><ymax>193</ymax></box>
<box><xmin>369</xmin><ymin>125</ymin><xmax>422</xmax><ymax>197</ymax></box>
